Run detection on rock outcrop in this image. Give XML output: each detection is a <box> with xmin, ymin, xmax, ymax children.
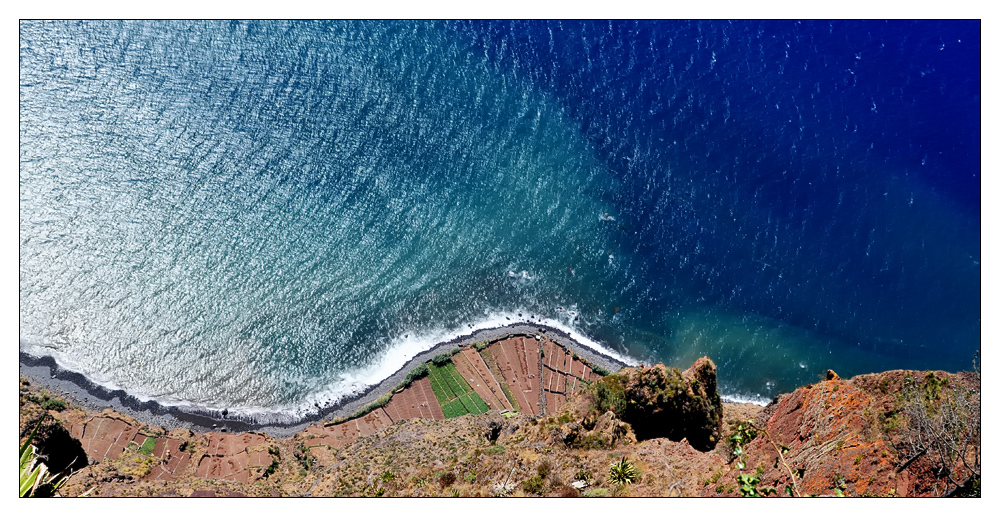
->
<box><xmin>558</xmin><ymin>410</ymin><xmax>635</xmax><ymax>449</ymax></box>
<box><xmin>701</xmin><ymin>368</ymin><xmax>980</xmax><ymax>497</ymax></box>
<box><xmin>592</xmin><ymin>357</ymin><xmax>723</xmax><ymax>450</ymax></box>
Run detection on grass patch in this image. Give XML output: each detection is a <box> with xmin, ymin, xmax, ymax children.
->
<box><xmin>485</xmin><ymin>444</ymin><xmax>506</xmax><ymax>455</ymax></box>
<box><xmin>40</xmin><ymin>398</ymin><xmax>67</xmax><ymax>412</ymax></box>
<box><xmin>139</xmin><ymin>436</ymin><xmax>157</xmax><ymax>456</ymax></box>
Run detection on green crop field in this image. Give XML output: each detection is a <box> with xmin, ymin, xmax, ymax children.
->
<box><xmin>139</xmin><ymin>436</ymin><xmax>157</xmax><ymax>456</ymax></box>
<box><xmin>427</xmin><ymin>360</ymin><xmax>490</xmax><ymax>418</ymax></box>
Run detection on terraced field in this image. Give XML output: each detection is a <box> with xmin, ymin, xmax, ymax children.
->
<box><xmin>427</xmin><ymin>361</ymin><xmax>491</xmax><ymax>418</ymax></box>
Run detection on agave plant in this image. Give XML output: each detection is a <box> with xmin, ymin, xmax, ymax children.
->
<box><xmin>608</xmin><ymin>456</ymin><xmax>638</xmax><ymax>486</ymax></box>
<box><xmin>19</xmin><ymin>420</ymin><xmax>66</xmax><ymax>497</ymax></box>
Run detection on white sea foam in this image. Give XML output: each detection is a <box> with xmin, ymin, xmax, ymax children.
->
<box><xmin>291</xmin><ymin>309</ymin><xmax>641</xmax><ymax>419</ymax></box>
<box><xmin>720</xmin><ymin>393</ymin><xmax>771</xmax><ymax>406</ymax></box>
<box><xmin>25</xmin><ymin>322</ymin><xmax>770</xmax><ymax>424</ymax></box>
<box><xmin>22</xmin><ymin>308</ymin><xmax>643</xmax><ymax>425</ymax></box>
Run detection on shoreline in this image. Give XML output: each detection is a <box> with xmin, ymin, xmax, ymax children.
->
<box><xmin>19</xmin><ymin>322</ymin><xmax>629</xmax><ymax>438</ymax></box>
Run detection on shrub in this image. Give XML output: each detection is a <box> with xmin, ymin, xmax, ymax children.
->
<box><xmin>40</xmin><ymin>398</ymin><xmax>67</xmax><ymax>412</ymax></box>
<box><xmin>294</xmin><ymin>442</ymin><xmax>315</xmax><ymax>471</ymax></box>
<box><xmin>438</xmin><ymin>471</ymin><xmax>457</xmax><ymax>488</ymax></box>
<box><xmin>262</xmin><ymin>459</ymin><xmax>279</xmax><ymax>478</ymax></box>
<box><xmin>898</xmin><ymin>361</ymin><xmax>980</xmax><ymax>497</ymax></box>
<box><xmin>431</xmin><ymin>353</ymin><xmax>452</xmax><ymax>366</ymax></box>
<box><xmin>398</xmin><ymin>364</ymin><xmax>429</xmax><ymax>390</ymax></box>
<box><xmin>590</xmin><ymin>375</ymin><xmax>626</xmax><ymax>417</ymax></box>
<box><xmin>726</xmin><ymin>420</ymin><xmax>759</xmax><ymax>463</ymax></box>
<box><xmin>608</xmin><ymin>457</ymin><xmax>638</xmax><ymax>486</ymax></box>
<box><xmin>522</xmin><ymin>475</ymin><xmax>544</xmax><ymax>494</ymax></box>
<box><xmin>348</xmin><ymin>393</ymin><xmax>393</xmax><ymax>419</ymax></box>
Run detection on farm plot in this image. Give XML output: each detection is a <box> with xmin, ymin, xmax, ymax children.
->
<box><xmin>427</xmin><ymin>360</ymin><xmax>491</xmax><ymax>418</ymax></box>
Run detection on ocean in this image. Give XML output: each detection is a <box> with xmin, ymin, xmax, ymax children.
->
<box><xmin>19</xmin><ymin>20</ymin><xmax>980</xmax><ymax>422</ymax></box>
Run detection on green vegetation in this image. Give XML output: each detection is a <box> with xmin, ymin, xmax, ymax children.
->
<box><xmin>485</xmin><ymin>444</ymin><xmax>506</xmax><ymax>455</ymax></box>
<box><xmin>522</xmin><ymin>475</ymin><xmax>544</xmax><ymax>494</ymax></box>
<box><xmin>262</xmin><ymin>459</ymin><xmax>279</xmax><ymax>478</ymax></box>
<box><xmin>40</xmin><ymin>398</ymin><xmax>67</xmax><ymax>411</ymax></box>
<box><xmin>590</xmin><ymin>374</ymin><xmax>626</xmax><ymax>416</ymax></box>
<box><xmin>397</xmin><ymin>363</ymin><xmax>429</xmax><ymax>390</ymax></box>
<box><xmin>608</xmin><ymin>456</ymin><xmax>639</xmax><ymax>486</ymax></box>
<box><xmin>427</xmin><ymin>361</ymin><xmax>490</xmax><ymax>418</ymax></box>
<box><xmin>499</xmin><ymin>383</ymin><xmax>520</xmax><ymax>412</ymax></box>
<box><xmin>726</xmin><ymin>419</ymin><xmax>807</xmax><ymax>497</ymax></box>
<box><xmin>519</xmin><ymin>460</ymin><xmax>554</xmax><ymax>495</ymax></box>
<box><xmin>583</xmin><ymin>488</ymin><xmax>610</xmax><ymax>497</ymax></box>
<box><xmin>737</xmin><ymin>466</ymin><xmax>775</xmax><ymax>497</ymax></box>
<box><xmin>727</xmin><ymin>420</ymin><xmax>758</xmax><ymax>464</ymax></box>
<box><xmin>921</xmin><ymin>371</ymin><xmax>947</xmax><ymax>404</ymax></box>
<box><xmin>591</xmin><ymin>364</ymin><xmax>611</xmax><ymax>377</ymax></box>
<box><xmin>139</xmin><ymin>436</ymin><xmax>157</xmax><ymax>456</ymax></box>
<box><xmin>348</xmin><ymin>392</ymin><xmax>393</xmax><ymax>420</ymax></box>
<box><xmin>727</xmin><ymin>420</ymin><xmax>773</xmax><ymax>497</ymax></box>
<box><xmin>23</xmin><ymin>390</ymin><xmax>68</xmax><ymax>412</ymax></box>
<box><xmin>294</xmin><ymin>442</ymin><xmax>316</xmax><ymax>472</ymax></box>
<box><xmin>431</xmin><ymin>353</ymin><xmax>453</xmax><ymax>366</ymax></box>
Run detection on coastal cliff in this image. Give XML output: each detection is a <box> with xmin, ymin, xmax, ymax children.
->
<box><xmin>19</xmin><ymin>337</ymin><xmax>980</xmax><ymax>498</ymax></box>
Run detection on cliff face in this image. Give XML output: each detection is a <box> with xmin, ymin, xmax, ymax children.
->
<box><xmin>20</xmin><ymin>358</ymin><xmax>980</xmax><ymax>498</ymax></box>
<box><xmin>699</xmin><ymin>369</ymin><xmax>980</xmax><ymax>497</ymax></box>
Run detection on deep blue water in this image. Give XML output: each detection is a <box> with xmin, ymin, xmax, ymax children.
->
<box><xmin>19</xmin><ymin>20</ymin><xmax>980</xmax><ymax>421</ymax></box>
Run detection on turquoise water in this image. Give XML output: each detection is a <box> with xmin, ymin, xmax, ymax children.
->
<box><xmin>20</xmin><ymin>21</ymin><xmax>980</xmax><ymax>422</ymax></box>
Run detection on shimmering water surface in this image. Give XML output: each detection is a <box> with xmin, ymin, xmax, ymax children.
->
<box><xmin>20</xmin><ymin>21</ymin><xmax>980</xmax><ymax>421</ymax></box>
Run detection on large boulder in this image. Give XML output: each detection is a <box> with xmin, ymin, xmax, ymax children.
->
<box><xmin>593</xmin><ymin>357</ymin><xmax>723</xmax><ymax>451</ymax></box>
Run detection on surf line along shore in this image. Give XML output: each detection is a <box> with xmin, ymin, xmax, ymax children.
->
<box><xmin>19</xmin><ymin>322</ymin><xmax>630</xmax><ymax>438</ymax></box>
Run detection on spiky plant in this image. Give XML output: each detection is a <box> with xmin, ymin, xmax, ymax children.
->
<box><xmin>608</xmin><ymin>456</ymin><xmax>638</xmax><ymax>487</ymax></box>
<box><xmin>19</xmin><ymin>421</ymin><xmax>66</xmax><ymax>497</ymax></box>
